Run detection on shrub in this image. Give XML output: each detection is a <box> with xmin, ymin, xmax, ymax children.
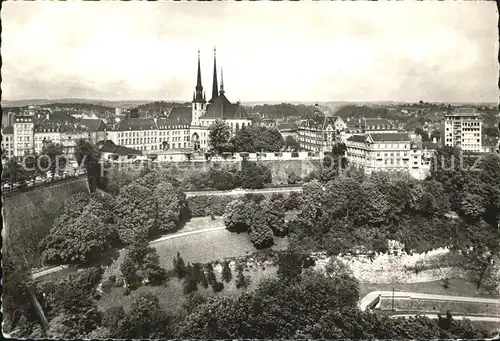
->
<box><xmin>211</xmin><ymin>281</ymin><xmax>224</xmax><ymax>293</ymax></box>
<box><xmin>108</xmin><ymin>275</ymin><xmax>116</xmax><ymax>283</ymax></box>
<box><xmin>188</xmin><ymin>195</ymin><xmax>236</xmax><ymax>217</ymax></box>
<box><xmin>221</xmin><ymin>261</ymin><xmax>232</xmax><ymax>283</ymax></box>
<box><xmin>235</xmin><ymin>267</ymin><xmax>248</xmax><ymax>289</ymax></box>
<box><xmin>183</xmin><ymin>269</ymin><xmax>198</xmax><ymax>295</ymax></box>
<box><xmin>285</xmin><ymin>192</ymin><xmax>303</xmax><ymax>211</ymax></box>
<box><xmin>173</xmin><ymin>251</ymin><xmax>187</xmax><ymax>279</ymax></box>
<box><xmin>442</xmin><ymin>277</ymin><xmax>450</xmax><ymax>289</ymax></box>
<box><xmin>205</xmin><ymin>263</ymin><xmax>216</xmax><ymax>286</ymax></box>
<box><xmin>183</xmin><ymin>292</ymin><xmax>206</xmax><ymax>314</ymax></box>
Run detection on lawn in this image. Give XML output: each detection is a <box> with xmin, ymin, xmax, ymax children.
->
<box><xmin>102</xmin><ymin>216</ymin><xmax>287</xmax><ymax>280</ymax></box>
<box><xmin>359</xmin><ymin>278</ymin><xmax>500</xmax><ymax>300</ymax></box>
<box><xmin>96</xmin><ymin>264</ymin><xmax>279</xmax><ymax>316</ymax></box>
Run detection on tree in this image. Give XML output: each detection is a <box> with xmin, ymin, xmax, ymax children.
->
<box><xmin>121</xmin><ymin>243</ymin><xmax>166</xmax><ymax>288</ymax></box>
<box><xmin>222</xmin><ymin>261</ymin><xmax>232</xmax><ymax>283</ymax></box>
<box><xmin>205</xmin><ymin>263</ymin><xmax>216</xmax><ymax>286</ymax></box>
<box><xmin>2</xmin><ymin>157</ymin><xmax>29</xmax><ymax>188</ymax></box>
<box><xmin>39</xmin><ymin>210</ymin><xmax>115</xmax><ymax>266</ymax></box>
<box><xmin>235</xmin><ymin>263</ymin><xmax>248</xmax><ymax>289</ymax></box>
<box><xmin>285</xmin><ymin>135</ymin><xmax>300</xmax><ymax>151</ymax></box>
<box><xmin>173</xmin><ymin>251</ymin><xmax>187</xmax><ymax>279</ymax></box>
<box><xmin>208</xmin><ymin>119</ymin><xmax>232</xmax><ymax>155</ymax></box>
<box><xmin>249</xmin><ymin>212</ymin><xmax>275</xmax><ymax>249</ymax></box>
<box><xmin>118</xmin><ymin>293</ymin><xmax>170</xmax><ymax>338</ymax></box>
<box><xmin>153</xmin><ymin>182</ymin><xmax>184</xmax><ymax>234</ymax></box>
<box><xmin>260</xmin><ymin>198</ymin><xmax>286</xmax><ymax>237</ymax></box>
<box><xmin>183</xmin><ymin>264</ymin><xmax>198</xmax><ymax>295</ymax></box>
<box><xmin>321</xmin><ymin>143</ymin><xmax>348</xmax><ymax>182</ymax></box>
<box><xmin>240</xmin><ymin>161</ymin><xmax>272</xmax><ymax>189</ymax></box>
<box><xmin>113</xmin><ymin>182</ymin><xmax>157</xmax><ymax>245</ymax></box>
<box><xmin>277</xmin><ymin>248</ymin><xmax>305</xmax><ymax>282</ymax></box>
<box><xmin>454</xmin><ymin>221</ymin><xmax>499</xmax><ymax>290</ymax></box>
<box><xmin>40</xmin><ymin>142</ymin><xmax>67</xmax><ymax>179</ymax></box>
<box><xmin>74</xmin><ymin>139</ymin><xmax>106</xmax><ymax>193</ymax></box>
<box><xmin>183</xmin><ymin>292</ymin><xmax>207</xmax><ymax>314</ymax></box>
<box><xmin>224</xmin><ymin>199</ymin><xmax>252</xmax><ymax>233</ymax></box>
<box><xmin>231</xmin><ymin>125</ymin><xmax>285</xmax><ymax>152</ymax></box>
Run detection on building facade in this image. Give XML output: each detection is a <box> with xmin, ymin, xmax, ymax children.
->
<box><xmin>443</xmin><ymin>108</ymin><xmax>482</xmax><ymax>153</ymax></box>
<box><xmin>109</xmin><ymin>49</ymin><xmax>251</xmax><ymax>154</ymax></box>
<box><xmin>297</xmin><ymin>104</ymin><xmax>346</xmax><ymax>152</ymax></box>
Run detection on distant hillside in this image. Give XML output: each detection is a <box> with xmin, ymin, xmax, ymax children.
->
<box><xmin>1</xmin><ymin>98</ymin><xmax>157</xmax><ymax>109</ymax></box>
<box><xmin>135</xmin><ymin>101</ymin><xmax>191</xmax><ymax>116</ymax></box>
<box><xmin>243</xmin><ymin>103</ymin><xmax>317</xmax><ymax>119</ymax></box>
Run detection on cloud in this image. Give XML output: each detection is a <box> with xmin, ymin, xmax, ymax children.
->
<box><xmin>2</xmin><ymin>1</ymin><xmax>498</xmax><ymax>102</ymax></box>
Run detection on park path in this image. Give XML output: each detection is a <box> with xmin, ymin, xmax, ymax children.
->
<box><xmin>184</xmin><ymin>186</ymin><xmax>302</xmax><ymax>197</ymax></box>
<box><xmin>359</xmin><ymin>290</ymin><xmax>500</xmax><ymax>312</ymax></box>
<box><xmin>31</xmin><ymin>224</ymin><xmax>227</xmax><ymax>280</ymax></box>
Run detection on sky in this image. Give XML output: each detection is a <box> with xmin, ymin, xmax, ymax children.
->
<box><xmin>2</xmin><ymin>1</ymin><xmax>498</xmax><ymax>103</ymax></box>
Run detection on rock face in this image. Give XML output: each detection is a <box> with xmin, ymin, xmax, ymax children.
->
<box><xmin>314</xmin><ymin>247</ymin><xmax>466</xmax><ymax>284</ymax></box>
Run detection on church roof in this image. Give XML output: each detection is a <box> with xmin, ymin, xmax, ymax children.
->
<box><xmin>201</xmin><ymin>94</ymin><xmax>249</xmax><ymax>120</ymax></box>
<box><xmin>157</xmin><ymin>107</ymin><xmax>191</xmax><ymax>128</ymax></box>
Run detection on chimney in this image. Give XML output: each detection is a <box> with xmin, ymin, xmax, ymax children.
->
<box><xmin>46</xmin><ymin>113</ymin><xmax>50</xmax><ymax>120</ymax></box>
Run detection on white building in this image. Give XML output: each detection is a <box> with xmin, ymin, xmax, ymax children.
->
<box><xmin>443</xmin><ymin>108</ymin><xmax>482</xmax><ymax>153</ymax></box>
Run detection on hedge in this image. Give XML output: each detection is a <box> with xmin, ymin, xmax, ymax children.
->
<box><xmin>187</xmin><ymin>195</ymin><xmax>239</xmax><ymax>217</ymax></box>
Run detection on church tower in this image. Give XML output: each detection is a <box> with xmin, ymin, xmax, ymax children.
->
<box><xmin>192</xmin><ymin>50</ymin><xmax>206</xmax><ymax>126</ymax></box>
<box><xmin>209</xmin><ymin>48</ymin><xmax>218</xmax><ymax>103</ymax></box>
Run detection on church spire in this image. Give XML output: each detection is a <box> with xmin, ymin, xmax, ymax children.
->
<box><xmin>219</xmin><ymin>67</ymin><xmax>225</xmax><ymax>95</ymax></box>
<box><xmin>193</xmin><ymin>49</ymin><xmax>204</xmax><ymax>102</ymax></box>
<box><xmin>210</xmin><ymin>47</ymin><xmax>218</xmax><ymax>103</ymax></box>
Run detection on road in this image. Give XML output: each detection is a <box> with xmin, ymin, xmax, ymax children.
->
<box><xmin>359</xmin><ymin>291</ymin><xmax>500</xmax><ymax>312</ymax></box>
<box><xmin>31</xmin><ymin>225</ymin><xmax>227</xmax><ymax>280</ymax></box>
<box><xmin>185</xmin><ymin>186</ymin><xmax>302</xmax><ymax>197</ymax></box>
<box><xmin>389</xmin><ymin>314</ymin><xmax>500</xmax><ymax>323</ymax></box>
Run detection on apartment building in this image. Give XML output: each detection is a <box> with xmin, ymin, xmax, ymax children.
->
<box><xmin>1</xmin><ymin>126</ymin><xmax>14</xmax><ymax>158</ymax></box>
<box><xmin>346</xmin><ymin>132</ymin><xmax>412</xmax><ymax>175</ymax></box>
<box><xmin>297</xmin><ymin>104</ymin><xmax>346</xmax><ymax>152</ymax></box>
<box><xmin>443</xmin><ymin>108</ymin><xmax>482</xmax><ymax>152</ymax></box>
<box><xmin>13</xmin><ymin>115</ymin><xmax>35</xmax><ymax>157</ymax></box>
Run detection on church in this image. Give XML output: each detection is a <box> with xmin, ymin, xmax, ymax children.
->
<box><xmin>112</xmin><ymin>49</ymin><xmax>252</xmax><ymax>154</ymax></box>
<box><xmin>162</xmin><ymin>49</ymin><xmax>252</xmax><ymax>151</ymax></box>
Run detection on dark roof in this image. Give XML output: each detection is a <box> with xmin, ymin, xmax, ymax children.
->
<box><xmin>369</xmin><ymin>133</ymin><xmax>410</xmax><ymax>142</ymax></box>
<box><xmin>422</xmin><ymin>141</ymin><xmax>439</xmax><ymax>149</ymax></box>
<box><xmin>201</xmin><ymin>94</ymin><xmax>249</xmax><ymax>120</ymax></box>
<box><xmin>98</xmin><ymin>140</ymin><xmax>142</xmax><ymax>156</ymax></box>
<box><xmin>80</xmin><ymin>119</ymin><xmax>107</xmax><ymax>132</ymax></box>
<box><xmin>277</xmin><ymin>123</ymin><xmax>298</xmax><ymax>132</ymax></box>
<box><xmin>157</xmin><ymin>107</ymin><xmax>191</xmax><ymax>128</ymax></box>
<box><xmin>363</xmin><ymin>118</ymin><xmax>394</xmax><ymax>130</ymax></box>
<box><xmin>299</xmin><ymin>115</ymin><xmax>339</xmax><ymax>130</ymax></box>
<box><xmin>347</xmin><ymin>134</ymin><xmax>367</xmax><ymax>143</ymax></box>
<box><xmin>2</xmin><ymin>126</ymin><xmax>13</xmax><ymax>134</ymax></box>
<box><xmin>116</xmin><ymin>118</ymin><xmax>156</xmax><ymax>131</ymax></box>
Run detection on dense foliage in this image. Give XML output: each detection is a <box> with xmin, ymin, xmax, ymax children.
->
<box><xmin>114</xmin><ymin>172</ymin><xmax>187</xmax><ymax>244</ymax></box>
<box><xmin>39</xmin><ymin>193</ymin><xmax>118</xmax><ymax>265</ymax></box>
<box><xmin>224</xmin><ymin>194</ymin><xmax>286</xmax><ymax>248</ymax></box>
<box><xmin>230</xmin><ymin>125</ymin><xmax>285</xmax><ymax>152</ymax></box>
<box><xmin>120</xmin><ymin>243</ymin><xmax>167</xmax><ymax>288</ymax></box>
